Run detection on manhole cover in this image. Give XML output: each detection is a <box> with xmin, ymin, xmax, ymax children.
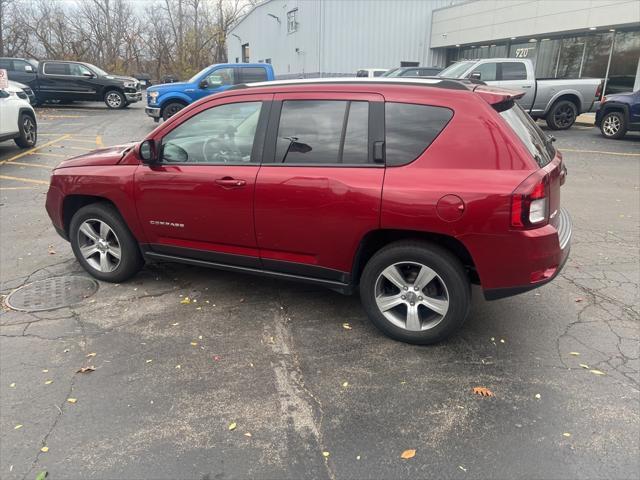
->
<box><xmin>5</xmin><ymin>276</ymin><xmax>99</xmax><ymax>312</ymax></box>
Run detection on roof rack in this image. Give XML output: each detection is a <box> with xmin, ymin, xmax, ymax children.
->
<box><xmin>226</xmin><ymin>77</ymin><xmax>476</xmax><ymax>92</ymax></box>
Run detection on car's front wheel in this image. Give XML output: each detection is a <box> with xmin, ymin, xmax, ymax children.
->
<box><xmin>69</xmin><ymin>203</ymin><xmax>144</xmax><ymax>282</ymax></box>
<box><xmin>14</xmin><ymin>113</ymin><xmax>37</xmax><ymax>148</ymax></box>
<box><xmin>162</xmin><ymin>102</ymin><xmax>186</xmax><ymax>121</ymax></box>
<box><xmin>104</xmin><ymin>90</ymin><xmax>126</xmax><ymax>109</ymax></box>
<box><xmin>600</xmin><ymin>111</ymin><xmax>627</xmax><ymax>139</ymax></box>
<box><xmin>360</xmin><ymin>241</ymin><xmax>470</xmax><ymax>344</ymax></box>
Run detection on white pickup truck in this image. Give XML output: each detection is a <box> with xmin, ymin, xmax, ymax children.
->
<box><xmin>438</xmin><ymin>58</ymin><xmax>603</xmax><ymax>130</ymax></box>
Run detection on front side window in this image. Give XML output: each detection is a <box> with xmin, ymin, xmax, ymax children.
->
<box><xmin>161</xmin><ymin>101</ymin><xmax>262</xmax><ymax>164</ymax></box>
<box><xmin>44</xmin><ymin>62</ymin><xmax>69</xmax><ymax>75</ymax></box>
<box><xmin>470</xmin><ymin>62</ymin><xmax>497</xmax><ymax>81</ymax></box>
<box><xmin>275</xmin><ymin>100</ymin><xmax>369</xmax><ymax>165</ymax></box>
<box><xmin>69</xmin><ymin>64</ymin><xmax>93</xmax><ymax>77</ymax></box>
<box><xmin>240</xmin><ymin>67</ymin><xmax>268</xmax><ymax>83</ymax></box>
<box><xmin>287</xmin><ymin>9</ymin><xmax>298</xmax><ymax>33</ymax></box>
<box><xmin>501</xmin><ymin>62</ymin><xmax>527</xmax><ymax>80</ymax></box>
<box><xmin>356</xmin><ymin>70</ymin><xmax>369</xmax><ymax>77</ymax></box>
<box><xmin>13</xmin><ymin>60</ymin><xmax>34</xmax><ymax>72</ymax></box>
<box><xmin>0</xmin><ymin>59</ymin><xmax>12</xmax><ymax>70</ymax></box>
<box><xmin>205</xmin><ymin>68</ymin><xmax>234</xmax><ymax>88</ymax></box>
<box><xmin>385</xmin><ymin>103</ymin><xmax>453</xmax><ymax>167</ymax></box>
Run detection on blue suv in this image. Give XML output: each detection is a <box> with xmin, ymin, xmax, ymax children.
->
<box><xmin>145</xmin><ymin>63</ymin><xmax>275</xmax><ymax>121</ymax></box>
<box><xmin>595</xmin><ymin>90</ymin><xmax>640</xmax><ymax>139</ymax></box>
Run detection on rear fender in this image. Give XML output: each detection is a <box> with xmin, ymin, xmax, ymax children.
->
<box><xmin>544</xmin><ymin>90</ymin><xmax>582</xmax><ymax>115</ymax></box>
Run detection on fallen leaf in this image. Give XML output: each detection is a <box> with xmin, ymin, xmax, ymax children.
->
<box><xmin>589</xmin><ymin>369</ymin><xmax>605</xmax><ymax>376</ymax></box>
<box><xmin>342</xmin><ymin>323</ymin><xmax>352</xmax><ymax>330</ymax></box>
<box><xmin>500</xmin><ymin>339</ymin><xmax>505</xmax><ymax>344</ymax></box>
<box><xmin>563</xmin><ymin>432</ymin><xmax>571</xmax><ymax>437</ymax></box>
<box><xmin>213</xmin><ymin>355</ymin><xmax>221</xmax><ymax>361</ymax></box>
<box><xmin>579</xmin><ymin>364</ymin><xmax>590</xmax><ymax>369</ymax></box>
<box><xmin>35</xmin><ymin>471</ymin><xmax>48</xmax><ymax>480</ymax></box>
<box><xmin>535</xmin><ymin>393</ymin><xmax>541</xmax><ymax>399</ymax></box>
<box><xmin>42</xmin><ymin>369</ymin><xmax>48</xmax><ymax>373</ymax></box>
<box><xmin>10</xmin><ymin>383</ymin><xmax>15</xmax><ymax>388</ymax></box>
<box><xmin>77</xmin><ymin>366</ymin><xmax>95</xmax><ymax>373</ymax></box>
<box><xmin>575</xmin><ymin>297</ymin><xmax>584</xmax><ymax>302</ymax></box>
<box><xmin>322</xmin><ymin>451</ymin><xmax>330</xmax><ymax>458</ymax></box>
<box><xmin>190</xmin><ymin>341</ymin><xmax>198</xmax><ymax>346</ymax></box>
<box><xmin>490</xmin><ymin>337</ymin><xmax>495</xmax><ymax>342</ymax></box>
<box><xmin>569</xmin><ymin>352</ymin><xmax>580</xmax><ymax>356</ymax></box>
<box><xmin>472</xmin><ymin>387</ymin><xmax>494</xmax><ymax>397</ymax></box>
<box><xmin>356</xmin><ymin>455</ymin><xmax>361</xmax><ymax>460</ymax></box>
<box><xmin>44</xmin><ymin>380</ymin><xmax>53</xmax><ymax>385</ymax></box>
<box><xmin>40</xmin><ymin>446</ymin><xmax>49</xmax><ymax>453</ymax></box>
<box><xmin>146</xmin><ymin>359</ymin><xmax>153</xmax><ymax>364</ymax></box>
<box><xmin>14</xmin><ymin>424</ymin><xmax>23</xmax><ymax>430</ymax></box>
<box><xmin>244</xmin><ymin>432</ymin><xmax>252</xmax><ymax>437</ymax></box>
<box><xmin>180</xmin><ymin>297</ymin><xmax>191</xmax><ymax>305</ymax></box>
<box><xmin>228</xmin><ymin>422</ymin><xmax>237</xmax><ymax>431</ymax></box>
<box><xmin>342</xmin><ymin>381</ymin><xmax>349</xmax><ymax>387</ymax></box>
<box><xmin>63</xmin><ymin>349</ymin><xmax>70</xmax><ymax>353</ymax></box>
<box><xmin>47</xmin><ymin>245</ymin><xmax>56</xmax><ymax>255</ymax></box>
<box><xmin>198</xmin><ymin>335</ymin><xmax>203</xmax><ymax>340</ymax></box>
<box><xmin>67</xmin><ymin>398</ymin><xmax>77</xmax><ymax>404</ymax></box>
<box><xmin>86</xmin><ymin>352</ymin><xmax>97</xmax><ymax>358</ymax></box>
<box><xmin>171</xmin><ymin>322</ymin><xmax>179</xmax><ymax>326</ymax></box>
<box><xmin>400</xmin><ymin>449</ymin><xmax>416</xmax><ymax>460</ymax></box>
<box><xmin>175</xmin><ymin>365</ymin><xmax>181</xmax><ymax>369</ymax></box>
<box><xmin>459</xmin><ymin>465</ymin><xmax>467</xmax><ymax>472</ymax></box>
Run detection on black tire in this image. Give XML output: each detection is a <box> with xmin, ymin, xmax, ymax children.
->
<box><xmin>104</xmin><ymin>90</ymin><xmax>126</xmax><ymax>109</ymax></box>
<box><xmin>14</xmin><ymin>113</ymin><xmax>37</xmax><ymax>148</ymax></box>
<box><xmin>599</xmin><ymin>111</ymin><xmax>627</xmax><ymax>139</ymax></box>
<box><xmin>546</xmin><ymin>99</ymin><xmax>578</xmax><ymax>130</ymax></box>
<box><xmin>69</xmin><ymin>203</ymin><xmax>144</xmax><ymax>283</ymax></box>
<box><xmin>162</xmin><ymin>102</ymin><xmax>186</xmax><ymax>121</ymax></box>
<box><xmin>360</xmin><ymin>240</ymin><xmax>470</xmax><ymax>345</ymax></box>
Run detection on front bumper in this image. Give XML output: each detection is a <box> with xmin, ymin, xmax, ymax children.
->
<box><xmin>482</xmin><ymin>207</ymin><xmax>572</xmax><ymax>300</ymax></box>
<box><xmin>125</xmin><ymin>92</ymin><xmax>142</xmax><ymax>103</ymax></box>
<box><xmin>145</xmin><ymin>106</ymin><xmax>161</xmax><ymax>122</ymax></box>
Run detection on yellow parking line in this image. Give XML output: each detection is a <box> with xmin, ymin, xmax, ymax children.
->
<box><xmin>562</xmin><ymin>148</ymin><xmax>640</xmax><ymax>157</ymax></box>
<box><xmin>96</xmin><ymin>135</ymin><xmax>104</xmax><ymax>148</ymax></box>
<box><xmin>66</xmin><ymin>138</ymin><xmax>100</xmax><ymax>146</ymax></box>
<box><xmin>0</xmin><ymin>175</ymin><xmax>49</xmax><ymax>185</ymax></box>
<box><xmin>56</xmin><ymin>145</ymin><xmax>92</xmax><ymax>152</ymax></box>
<box><xmin>0</xmin><ymin>186</ymin><xmax>39</xmax><ymax>190</ymax></box>
<box><xmin>8</xmin><ymin>161</ymin><xmax>52</xmax><ymax>169</ymax></box>
<box><xmin>29</xmin><ymin>151</ymin><xmax>66</xmax><ymax>158</ymax></box>
<box><xmin>0</xmin><ymin>135</ymin><xmax>70</xmax><ymax>165</ymax></box>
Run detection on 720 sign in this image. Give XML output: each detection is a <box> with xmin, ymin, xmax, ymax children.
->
<box><xmin>514</xmin><ymin>48</ymin><xmax>533</xmax><ymax>58</ymax></box>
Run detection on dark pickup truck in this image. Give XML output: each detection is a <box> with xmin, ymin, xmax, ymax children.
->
<box><xmin>0</xmin><ymin>58</ymin><xmax>142</xmax><ymax>109</ymax></box>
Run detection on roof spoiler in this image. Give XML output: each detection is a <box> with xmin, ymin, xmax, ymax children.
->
<box><xmin>473</xmin><ymin>85</ymin><xmax>525</xmax><ymax>112</ymax></box>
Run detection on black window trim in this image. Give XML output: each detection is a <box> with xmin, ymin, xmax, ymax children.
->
<box><xmin>498</xmin><ymin>61</ymin><xmax>527</xmax><ymax>81</ymax></box>
<box><xmin>238</xmin><ymin>66</ymin><xmax>269</xmax><ymax>84</ymax></box>
<box><xmin>262</xmin><ymin>99</ymin><xmax>385</xmax><ymax>168</ymax></box>
<box><xmin>157</xmin><ymin>99</ymin><xmax>272</xmax><ymax>167</ymax></box>
<box><xmin>384</xmin><ymin>101</ymin><xmax>455</xmax><ymax>168</ymax></box>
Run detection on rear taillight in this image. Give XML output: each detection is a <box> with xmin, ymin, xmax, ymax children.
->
<box><xmin>511</xmin><ymin>171</ymin><xmax>549</xmax><ymax>229</ymax></box>
<box><xmin>595</xmin><ymin>81</ymin><xmax>604</xmax><ymax>100</ymax></box>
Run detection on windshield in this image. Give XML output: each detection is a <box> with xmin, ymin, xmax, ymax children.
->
<box><xmin>437</xmin><ymin>61</ymin><xmax>475</xmax><ymax>78</ymax></box>
<box><xmin>500</xmin><ymin>103</ymin><xmax>555</xmax><ymax>167</ymax></box>
<box><xmin>85</xmin><ymin>63</ymin><xmax>109</xmax><ymax>76</ymax></box>
<box><xmin>189</xmin><ymin>66</ymin><xmax>212</xmax><ymax>83</ymax></box>
<box><xmin>382</xmin><ymin>68</ymin><xmax>404</xmax><ymax>77</ymax></box>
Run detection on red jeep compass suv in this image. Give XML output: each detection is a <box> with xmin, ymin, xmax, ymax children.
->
<box><xmin>45</xmin><ymin>78</ymin><xmax>571</xmax><ymax>344</ymax></box>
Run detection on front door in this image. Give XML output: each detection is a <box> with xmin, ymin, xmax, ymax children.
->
<box><xmin>254</xmin><ymin>92</ymin><xmax>385</xmax><ymax>281</ymax></box>
<box><xmin>190</xmin><ymin>67</ymin><xmax>236</xmax><ymax>102</ymax></box>
<box><xmin>134</xmin><ymin>94</ymin><xmax>271</xmax><ymax>266</ymax></box>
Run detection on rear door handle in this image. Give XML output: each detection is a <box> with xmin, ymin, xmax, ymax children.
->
<box><xmin>215</xmin><ymin>177</ymin><xmax>246</xmax><ymax>188</ymax></box>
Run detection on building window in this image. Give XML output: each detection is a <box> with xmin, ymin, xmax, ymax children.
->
<box><xmin>265</xmin><ymin>58</ymin><xmax>272</xmax><ymax>64</ymax></box>
<box><xmin>287</xmin><ymin>8</ymin><xmax>298</xmax><ymax>34</ymax></box>
<box><xmin>241</xmin><ymin>43</ymin><xmax>250</xmax><ymax>63</ymax></box>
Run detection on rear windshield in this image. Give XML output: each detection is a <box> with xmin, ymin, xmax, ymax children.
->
<box><xmin>500</xmin><ymin>103</ymin><xmax>555</xmax><ymax>167</ymax></box>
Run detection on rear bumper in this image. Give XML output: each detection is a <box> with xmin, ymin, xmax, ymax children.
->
<box><xmin>480</xmin><ymin>207</ymin><xmax>572</xmax><ymax>300</ymax></box>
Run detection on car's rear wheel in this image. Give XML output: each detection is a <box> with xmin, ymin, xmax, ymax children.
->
<box><xmin>70</xmin><ymin>203</ymin><xmax>144</xmax><ymax>282</ymax></box>
<box><xmin>360</xmin><ymin>241</ymin><xmax>470</xmax><ymax>344</ymax></box>
<box><xmin>14</xmin><ymin>113</ymin><xmax>37</xmax><ymax>148</ymax></box>
<box><xmin>546</xmin><ymin>100</ymin><xmax>578</xmax><ymax>130</ymax></box>
<box><xmin>600</xmin><ymin>111</ymin><xmax>627</xmax><ymax>139</ymax></box>
<box><xmin>104</xmin><ymin>90</ymin><xmax>126</xmax><ymax>109</ymax></box>
<box><xmin>162</xmin><ymin>102</ymin><xmax>185</xmax><ymax>121</ymax></box>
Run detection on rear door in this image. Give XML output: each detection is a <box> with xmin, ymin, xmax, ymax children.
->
<box><xmin>39</xmin><ymin>62</ymin><xmax>87</xmax><ymax>101</ymax></box>
<box><xmin>497</xmin><ymin>61</ymin><xmax>535</xmax><ymax>109</ymax></box>
<box><xmin>254</xmin><ymin>92</ymin><xmax>385</xmax><ymax>280</ymax></box>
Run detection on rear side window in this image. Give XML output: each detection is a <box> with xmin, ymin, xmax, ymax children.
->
<box><xmin>275</xmin><ymin>100</ymin><xmax>369</xmax><ymax>165</ymax></box>
<box><xmin>500</xmin><ymin>103</ymin><xmax>554</xmax><ymax>167</ymax></box>
<box><xmin>240</xmin><ymin>67</ymin><xmax>268</xmax><ymax>83</ymax></box>
<box><xmin>356</xmin><ymin>70</ymin><xmax>369</xmax><ymax>77</ymax></box>
<box><xmin>501</xmin><ymin>62</ymin><xmax>527</xmax><ymax>80</ymax></box>
<box><xmin>0</xmin><ymin>59</ymin><xmax>12</xmax><ymax>70</ymax></box>
<box><xmin>385</xmin><ymin>103</ymin><xmax>453</xmax><ymax>166</ymax></box>
<box><xmin>44</xmin><ymin>62</ymin><xmax>69</xmax><ymax>75</ymax></box>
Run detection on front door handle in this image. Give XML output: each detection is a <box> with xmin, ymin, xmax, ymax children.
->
<box><xmin>215</xmin><ymin>177</ymin><xmax>246</xmax><ymax>188</ymax></box>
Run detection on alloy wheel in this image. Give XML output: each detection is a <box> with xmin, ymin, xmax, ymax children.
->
<box><xmin>22</xmin><ymin>117</ymin><xmax>36</xmax><ymax>144</ymax></box>
<box><xmin>602</xmin><ymin>115</ymin><xmax>621</xmax><ymax>136</ymax></box>
<box><xmin>106</xmin><ymin>92</ymin><xmax>122</xmax><ymax>108</ymax></box>
<box><xmin>77</xmin><ymin>219</ymin><xmax>122</xmax><ymax>273</ymax></box>
<box><xmin>374</xmin><ymin>262</ymin><xmax>449</xmax><ymax>331</ymax></box>
<box><xmin>553</xmin><ymin>104</ymin><xmax>575</xmax><ymax>128</ymax></box>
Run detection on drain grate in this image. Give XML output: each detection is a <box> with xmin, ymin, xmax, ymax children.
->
<box><xmin>5</xmin><ymin>276</ymin><xmax>99</xmax><ymax>312</ymax></box>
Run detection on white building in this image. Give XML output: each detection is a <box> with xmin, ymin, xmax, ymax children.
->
<box><xmin>228</xmin><ymin>0</ymin><xmax>640</xmax><ymax>92</ymax></box>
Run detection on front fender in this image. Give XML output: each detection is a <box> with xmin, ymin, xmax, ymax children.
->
<box><xmin>158</xmin><ymin>92</ymin><xmax>192</xmax><ymax>108</ymax></box>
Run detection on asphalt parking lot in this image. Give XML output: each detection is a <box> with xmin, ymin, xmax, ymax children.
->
<box><xmin>1</xmin><ymin>102</ymin><xmax>638</xmax><ymax>480</ymax></box>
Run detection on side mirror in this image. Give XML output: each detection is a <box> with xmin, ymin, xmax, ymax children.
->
<box><xmin>198</xmin><ymin>79</ymin><xmax>208</xmax><ymax>89</ymax></box>
<box><xmin>139</xmin><ymin>139</ymin><xmax>158</xmax><ymax>165</ymax></box>
<box><xmin>0</xmin><ymin>90</ymin><xmax>10</xmax><ymax>99</ymax></box>
<box><xmin>469</xmin><ymin>71</ymin><xmax>482</xmax><ymax>80</ymax></box>
<box><xmin>82</xmin><ymin>72</ymin><xmax>95</xmax><ymax>78</ymax></box>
